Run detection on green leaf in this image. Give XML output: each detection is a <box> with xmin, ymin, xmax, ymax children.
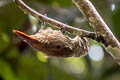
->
<box><xmin>0</xmin><ymin>59</ymin><xmax>16</xmax><ymax>80</ymax></box>
<box><xmin>37</xmin><ymin>51</ymin><xmax>47</xmax><ymax>63</ymax></box>
<box><xmin>0</xmin><ymin>33</ymin><xmax>10</xmax><ymax>54</ymax></box>
<box><xmin>112</xmin><ymin>6</ymin><xmax>120</xmax><ymax>40</ymax></box>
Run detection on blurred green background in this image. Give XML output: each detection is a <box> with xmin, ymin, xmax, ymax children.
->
<box><xmin>0</xmin><ymin>0</ymin><xmax>120</xmax><ymax>80</ymax></box>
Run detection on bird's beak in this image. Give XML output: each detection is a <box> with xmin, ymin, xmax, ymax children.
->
<box><xmin>13</xmin><ymin>30</ymin><xmax>38</xmax><ymax>43</ymax></box>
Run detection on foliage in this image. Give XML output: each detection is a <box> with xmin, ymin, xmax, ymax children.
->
<box><xmin>0</xmin><ymin>0</ymin><xmax>120</xmax><ymax>80</ymax></box>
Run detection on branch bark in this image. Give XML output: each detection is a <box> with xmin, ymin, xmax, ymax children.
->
<box><xmin>14</xmin><ymin>0</ymin><xmax>120</xmax><ymax>65</ymax></box>
<box><xmin>14</xmin><ymin>0</ymin><xmax>96</xmax><ymax>39</ymax></box>
<box><xmin>73</xmin><ymin>0</ymin><xmax>120</xmax><ymax>65</ymax></box>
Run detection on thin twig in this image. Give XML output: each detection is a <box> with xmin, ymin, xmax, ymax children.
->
<box><xmin>14</xmin><ymin>0</ymin><xmax>96</xmax><ymax>39</ymax></box>
<box><xmin>73</xmin><ymin>0</ymin><xmax>120</xmax><ymax>65</ymax></box>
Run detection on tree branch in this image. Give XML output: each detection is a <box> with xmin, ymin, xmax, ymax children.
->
<box><xmin>14</xmin><ymin>0</ymin><xmax>120</xmax><ymax>65</ymax></box>
<box><xmin>73</xmin><ymin>0</ymin><xmax>120</xmax><ymax>65</ymax></box>
<box><xmin>14</xmin><ymin>0</ymin><xmax>96</xmax><ymax>39</ymax></box>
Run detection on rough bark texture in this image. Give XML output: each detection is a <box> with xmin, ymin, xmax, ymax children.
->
<box><xmin>73</xmin><ymin>0</ymin><xmax>120</xmax><ymax>65</ymax></box>
<box><xmin>72</xmin><ymin>0</ymin><xmax>120</xmax><ymax>47</ymax></box>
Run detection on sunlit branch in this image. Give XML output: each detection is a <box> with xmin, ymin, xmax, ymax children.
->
<box><xmin>73</xmin><ymin>0</ymin><xmax>120</xmax><ymax>65</ymax></box>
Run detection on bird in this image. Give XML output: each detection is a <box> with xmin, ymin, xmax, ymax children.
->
<box><xmin>13</xmin><ymin>27</ymin><xmax>89</xmax><ymax>57</ymax></box>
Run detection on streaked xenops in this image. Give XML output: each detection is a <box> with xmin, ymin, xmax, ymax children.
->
<box><xmin>13</xmin><ymin>27</ymin><xmax>89</xmax><ymax>57</ymax></box>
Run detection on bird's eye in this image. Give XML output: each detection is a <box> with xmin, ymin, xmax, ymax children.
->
<box><xmin>56</xmin><ymin>45</ymin><xmax>61</xmax><ymax>49</ymax></box>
